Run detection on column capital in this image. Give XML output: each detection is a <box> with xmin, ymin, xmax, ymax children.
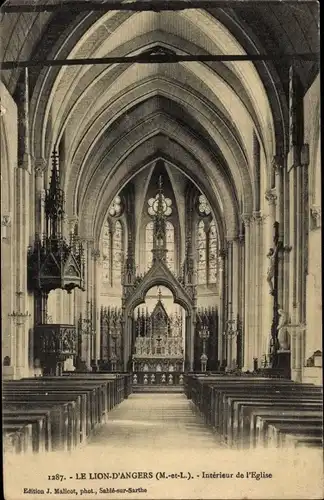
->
<box><xmin>66</xmin><ymin>215</ymin><xmax>79</xmax><ymax>233</ymax></box>
<box><xmin>34</xmin><ymin>157</ymin><xmax>47</xmax><ymax>177</ymax></box>
<box><xmin>252</xmin><ymin>211</ymin><xmax>268</xmax><ymax>225</ymax></box>
<box><xmin>265</xmin><ymin>188</ymin><xmax>277</xmax><ymax>206</ymax></box>
<box><xmin>241</xmin><ymin>213</ymin><xmax>253</xmax><ymax>227</ymax></box>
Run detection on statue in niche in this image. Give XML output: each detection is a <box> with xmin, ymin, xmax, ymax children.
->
<box><xmin>277</xmin><ymin>309</ymin><xmax>290</xmax><ymax>350</ymax></box>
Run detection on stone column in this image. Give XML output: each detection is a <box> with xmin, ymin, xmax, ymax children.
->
<box><xmin>189</xmin><ymin>312</ymin><xmax>195</xmax><ymax>372</ymax></box>
<box><xmin>263</xmin><ymin>189</ymin><xmax>278</xmax><ymax>358</ymax></box>
<box><xmin>237</xmin><ymin>231</ymin><xmax>245</xmax><ymax>369</ymax></box>
<box><xmin>34</xmin><ymin>159</ymin><xmax>46</xmax><ymax>239</ymax></box>
<box><xmin>289</xmin><ymin>324</ymin><xmax>306</xmax><ymax>382</ymax></box>
<box><xmin>225</xmin><ymin>238</ymin><xmax>240</xmax><ymax>370</ymax></box>
<box><xmin>219</xmin><ymin>246</ymin><xmax>228</xmax><ymax>366</ymax></box>
<box><xmin>92</xmin><ymin>248</ymin><xmax>101</xmax><ymax>365</ymax></box>
<box><xmin>2</xmin><ymin>214</ymin><xmax>15</xmax><ymax>379</ymax></box>
<box><xmin>217</xmin><ymin>253</ymin><xmax>225</xmax><ymax>367</ymax></box>
<box><xmin>14</xmin><ymin>68</ymin><xmax>32</xmax><ymax>378</ymax></box>
<box><xmin>241</xmin><ymin>214</ymin><xmax>252</xmax><ymax>370</ymax></box>
<box><xmin>253</xmin><ymin>211</ymin><xmax>268</xmax><ymax>365</ymax></box>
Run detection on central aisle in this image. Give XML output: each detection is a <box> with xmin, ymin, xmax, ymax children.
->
<box><xmin>87</xmin><ymin>393</ymin><xmax>224</xmax><ymax>450</ymax></box>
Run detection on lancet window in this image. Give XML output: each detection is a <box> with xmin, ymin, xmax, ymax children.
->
<box><xmin>101</xmin><ymin>219</ymin><xmax>124</xmax><ymax>286</ymax></box>
<box><xmin>208</xmin><ymin>220</ymin><xmax>218</xmax><ymax>284</ymax></box>
<box><xmin>197</xmin><ymin>220</ymin><xmax>207</xmax><ymax>284</ymax></box>
<box><xmin>145</xmin><ymin>221</ymin><xmax>154</xmax><ymax>271</ymax></box>
<box><xmin>196</xmin><ymin>218</ymin><xmax>219</xmax><ymax>285</ymax></box>
<box><xmin>112</xmin><ymin>221</ymin><xmax>123</xmax><ymax>285</ymax></box>
<box><xmin>102</xmin><ymin>221</ymin><xmax>111</xmax><ymax>283</ymax></box>
<box><xmin>165</xmin><ymin>221</ymin><xmax>175</xmax><ymax>272</ymax></box>
<box><xmin>145</xmin><ymin>220</ymin><xmax>175</xmax><ymax>272</ymax></box>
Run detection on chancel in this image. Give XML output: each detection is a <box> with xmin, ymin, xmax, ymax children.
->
<box><xmin>1</xmin><ymin>0</ymin><xmax>322</xmax><ymax>472</ymax></box>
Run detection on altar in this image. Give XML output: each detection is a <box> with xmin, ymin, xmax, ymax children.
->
<box><xmin>132</xmin><ymin>295</ymin><xmax>184</xmax><ymax>373</ymax></box>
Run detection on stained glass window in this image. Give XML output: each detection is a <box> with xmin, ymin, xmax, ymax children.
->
<box><xmin>208</xmin><ymin>220</ymin><xmax>218</xmax><ymax>284</ymax></box>
<box><xmin>198</xmin><ymin>194</ymin><xmax>211</xmax><ymax>216</ymax></box>
<box><xmin>196</xmin><ymin>218</ymin><xmax>219</xmax><ymax>285</ymax></box>
<box><xmin>112</xmin><ymin>221</ymin><xmax>123</xmax><ymax>284</ymax></box>
<box><xmin>109</xmin><ymin>196</ymin><xmax>123</xmax><ymax>217</ymax></box>
<box><xmin>145</xmin><ymin>220</ymin><xmax>175</xmax><ymax>271</ymax></box>
<box><xmin>102</xmin><ymin>221</ymin><xmax>110</xmax><ymax>283</ymax></box>
<box><xmin>145</xmin><ymin>221</ymin><xmax>154</xmax><ymax>271</ymax></box>
<box><xmin>148</xmin><ymin>193</ymin><xmax>172</xmax><ymax>216</ymax></box>
<box><xmin>165</xmin><ymin>221</ymin><xmax>175</xmax><ymax>272</ymax></box>
<box><xmin>197</xmin><ymin>220</ymin><xmax>207</xmax><ymax>284</ymax></box>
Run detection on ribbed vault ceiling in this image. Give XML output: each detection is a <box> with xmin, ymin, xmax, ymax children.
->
<box><xmin>1</xmin><ymin>2</ymin><xmax>319</xmax><ymax>243</ymax></box>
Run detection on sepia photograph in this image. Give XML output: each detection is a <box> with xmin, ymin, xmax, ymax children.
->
<box><xmin>0</xmin><ymin>1</ymin><xmax>322</xmax><ymax>499</ymax></box>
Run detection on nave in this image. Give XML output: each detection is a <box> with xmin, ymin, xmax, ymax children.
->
<box><xmin>1</xmin><ymin>1</ymin><xmax>322</xmax><ymax>498</ymax></box>
<box><xmin>3</xmin><ymin>373</ymin><xmax>323</xmax><ymax>499</ymax></box>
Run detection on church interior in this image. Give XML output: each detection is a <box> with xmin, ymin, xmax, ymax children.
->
<box><xmin>1</xmin><ymin>0</ymin><xmax>322</xmax><ymax>473</ymax></box>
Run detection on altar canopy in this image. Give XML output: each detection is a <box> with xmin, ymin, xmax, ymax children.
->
<box><xmin>132</xmin><ymin>291</ymin><xmax>184</xmax><ymax>372</ymax></box>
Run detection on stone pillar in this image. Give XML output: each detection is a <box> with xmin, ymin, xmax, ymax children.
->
<box><xmin>2</xmin><ymin>214</ymin><xmax>15</xmax><ymax>379</ymax></box>
<box><xmin>286</xmin><ymin>65</ymin><xmax>307</xmax><ymax>381</ymax></box>
<box><xmin>237</xmin><ymin>231</ymin><xmax>245</xmax><ymax>369</ymax></box>
<box><xmin>34</xmin><ymin>159</ymin><xmax>46</xmax><ymax>239</ymax></box>
<box><xmin>225</xmin><ymin>238</ymin><xmax>240</xmax><ymax>370</ymax></box>
<box><xmin>79</xmin><ymin>239</ymin><xmax>94</xmax><ymax>369</ymax></box>
<box><xmin>289</xmin><ymin>325</ymin><xmax>306</xmax><ymax>382</ymax></box>
<box><xmin>263</xmin><ymin>189</ymin><xmax>278</xmax><ymax>357</ymax></box>
<box><xmin>92</xmin><ymin>248</ymin><xmax>101</xmax><ymax>365</ymax></box>
<box><xmin>253</xmin><ymin>211</ymin><xmax>267</xmax><ymax>366</ymax></box>
<box><xmin>189</xmin><ymin>312</ymin><xmax>195</xmax><ymax>371</ymax></box>
<box><xmin>14</xmin><ymin>68</ymin><xmax>32</xmax><ymax>378</ymax></box>
<box><xmin>217</xmin><ymin>253</ymin><xmax>225</xmax><ymax>367</ymax></box>
<box><xmin>241</xmin><ymin>214</ymin><xmax>252</xmax><ymax>370</ymax></box>
<box><xmin>219</xmin><ymin>246</ymin><xmax>228</xmax><ymax>366</ymax></box>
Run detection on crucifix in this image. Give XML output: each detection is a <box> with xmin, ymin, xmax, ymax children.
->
<box><xmin>266</xmin><ymin>223</ymin><xmax>281</xmax><ymax>296</ymax></box>
<box><xmin>268</xmin><ymin>222</ymin><xmax>282</xmax><ymax>368</ymax></box>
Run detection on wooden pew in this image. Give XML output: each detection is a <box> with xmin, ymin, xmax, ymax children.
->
<box><xmin>2</xmin><ymin>373</ymin><xmax>131</xmax><ymax>455</ymax></box>
<box><xmin>3</xmin><ymin>408</ymin><xmax>53</xmax><ymax>451</ymax></box>
<box><xmin>3</xmin><ymin>424</ymin><xmax>33</xmax><ymax>454</ymax></box>
<box><xmin>267</xmin><ymin>422</ymin><xmax>323</xmax><ymax>448</ymax></box>
<box><xmin>234</xmin><ymin>399</ymin><xmax>322</xmax><ymax>447</ymax></box>
<box><xmin>2</xmin><ymin>394</ymin><xmax>75</xmax><ymax>451</ymax></box>
<box><xmin>254</xmin><ymin>411</ymin><xmax>323</xmax><ymax>448</ymax></box>
<box><xmin>221</xmin><ymin>388</ymin><xmax>322</xmax><ymax>440</ymax></box>
<box><xmin>3</xmin><ymin>414</ymin><xmax>47</xmax><ymax>453</ymax></box>
<box><xmin>185</xmin><ymin>374</ymin><xmax>323</xmax><ymax>449</ymax></box>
